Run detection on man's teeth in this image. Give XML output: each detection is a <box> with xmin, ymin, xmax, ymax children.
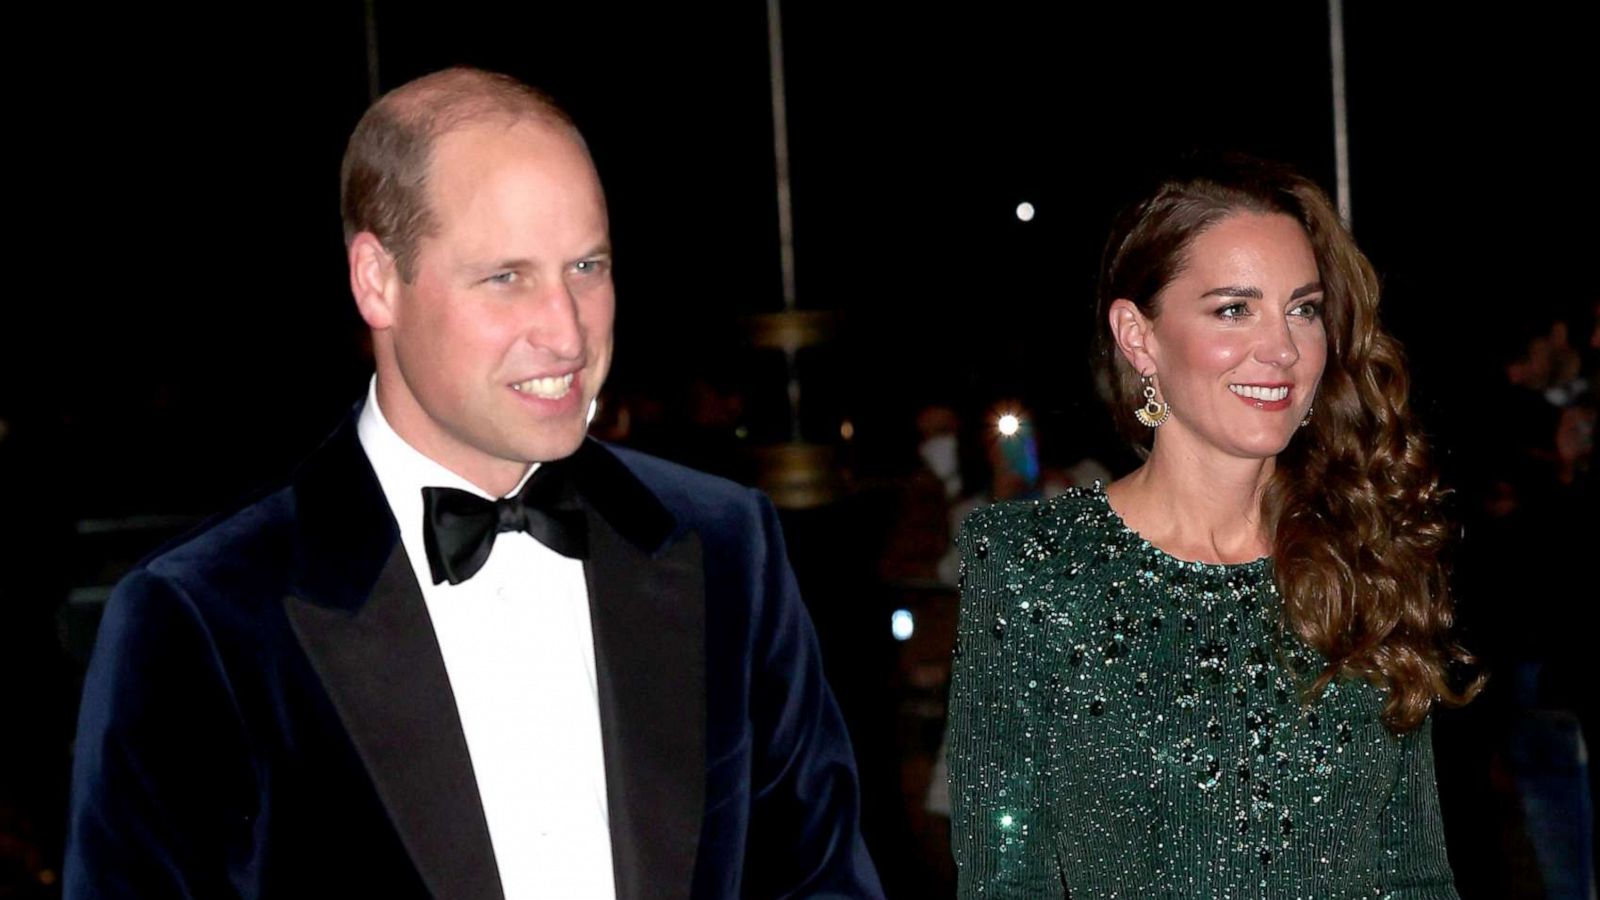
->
<box><xmin>1229</xmin><ymin>385</ymin><xmax>1289</xmax><ymax>402</ymax></box>
<box><xmin>511</xmin><ymin>373</ymin><xmax>574</xmax><ymax>399</ymax></box>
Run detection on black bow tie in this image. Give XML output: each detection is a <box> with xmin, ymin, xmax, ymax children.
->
<box><xmin>421</xmin><ymin>463</ymin><xmax>589</xmax><ymax>586</ymax></box>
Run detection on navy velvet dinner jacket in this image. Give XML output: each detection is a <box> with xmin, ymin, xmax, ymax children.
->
<box><xmin>65</xmin><ymin>409</ymin><xmax>883</xmax><ymax>899</ymax></box>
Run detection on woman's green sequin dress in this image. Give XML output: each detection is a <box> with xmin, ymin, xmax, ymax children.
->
<box><xmin>948</xmin><ymin>487</ymin><xmax>1458</xmax><ymax>899</ymax></box>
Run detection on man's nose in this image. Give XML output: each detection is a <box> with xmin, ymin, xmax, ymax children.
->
<box><xmin>524</xmin><ymin>280</ymin><xmax>584</xmax><ymax>360</ymax></box>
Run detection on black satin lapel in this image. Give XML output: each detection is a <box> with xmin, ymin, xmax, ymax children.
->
<box><xmin>284</xmin><ymin>547</ymin><xmax>505</xmax><ymax>900</ymax></box>
<box><xmin>586</xmin><ymin>511</ymin><xmax>706</xmax><ymax>900</ymax></box>
<box><xmin>291</xmin><ymin>405</ymin><xmax>397</xmax><ymax>611</ymax></box>
<box><xmin>569</xmin><ymin>439</ymin><xmax>676</xmax><ymax>554</ymax></box>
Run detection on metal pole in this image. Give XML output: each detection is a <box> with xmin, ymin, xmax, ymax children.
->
<box><xmin>1328</xmin><ymin>0</ymin><xmax>1352</xmax><ymax>227</ymax></box>
<box><xmin>766</xmin><ymin>0</ymin><xmax>804</xmax><ymax>441</ymax></box>
<box><xmin>766</xmin><ymin>0</ymin><xmax>798</xmax><ymax>312</ymax></box>
<box><xmin>363</xmin><ymin>0</ymin><xmax>382</xmax><ymax>102</ymax></box>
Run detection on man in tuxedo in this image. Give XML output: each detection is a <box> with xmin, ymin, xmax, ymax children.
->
<box><xmin>66</xmin><ymin>67</ymin><xmax>883</xmax><ymax>899</ymax></box>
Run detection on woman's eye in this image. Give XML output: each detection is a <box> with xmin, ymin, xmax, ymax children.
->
<box><xmin>1290</xmin><ymin>301</ymin><xmax>1323</xmax><ymax>319</ymax></box>
<box><xmin>1216</xmin><ymin>303</ymin><xmax>1249</xmax><ymax>319</ymax></box>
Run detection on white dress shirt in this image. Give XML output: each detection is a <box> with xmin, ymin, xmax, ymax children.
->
<box><xmin>356</xmin><ymin>379</ymin><xmax>616</xmax><ymax>899</ymax></box>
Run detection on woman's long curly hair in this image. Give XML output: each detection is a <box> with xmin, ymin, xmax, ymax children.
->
<box><xmin>1094</xmin><ymin>155</ymin><xmax>1479</xmax><ymax>733</ymax></box>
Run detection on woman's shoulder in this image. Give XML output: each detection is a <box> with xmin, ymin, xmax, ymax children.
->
<box><xmin>957</xmin><ymin>484</ymin><xmax>1114</xmax><ymax>553</ymax></box>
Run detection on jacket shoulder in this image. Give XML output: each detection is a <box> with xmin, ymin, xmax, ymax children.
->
<box><xmin>604</xmin><ymin>444</ymin><xmax>766</xmax><ymax>525</ymax></box>
<box><xmin>133</xmin><ymin>485</ymin><xmax>300</xmax><ymax>605</ymax></box>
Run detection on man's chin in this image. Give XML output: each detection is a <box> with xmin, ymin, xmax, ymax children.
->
<box><xmin>516</xmin><ymin>428</ymin><xmax>589</xmax><ymax>465</ymax></box>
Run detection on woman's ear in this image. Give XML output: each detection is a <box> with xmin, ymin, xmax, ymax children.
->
<box><xmin>1109</xmin><ymin>298</ymin><xmax>1158</xmax><ymax>375</ymax></box>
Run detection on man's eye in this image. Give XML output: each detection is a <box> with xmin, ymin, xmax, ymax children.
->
<box><xmin>485</xmin><ymin>271</ymin><xmax>518</xmax><ymax>285</ymax></box>
<box><xmin>573</xmin><ymin>259</ymin><xmax>608</xmax><ymax>276</ymax></box>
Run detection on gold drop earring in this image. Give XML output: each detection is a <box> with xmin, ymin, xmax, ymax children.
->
<box><xmin>1134</xmin><ymin>373</ymin><xmax>1170</xmax><ymax>428</ymax></box>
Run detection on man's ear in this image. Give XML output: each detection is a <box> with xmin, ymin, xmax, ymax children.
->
<box><xmin>1108</xmin><ymin>298</ymin><xmax>1159</xmax><ymax>376</ymax></box>
<box><xmin>349</xmin><ymin>232</ymin><xmax>401</xmax><ymax>330</ymax></box>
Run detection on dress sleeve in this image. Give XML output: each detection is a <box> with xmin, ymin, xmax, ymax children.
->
<box><xmin>947</xmin><ymin>507</ymin><xmax>1065</xmax><ymax>897</ymax></box>
<box><xmin>1376</xmin><ymin>717</ymin><xmax>1461</xmax><ymax>899</ymax></box>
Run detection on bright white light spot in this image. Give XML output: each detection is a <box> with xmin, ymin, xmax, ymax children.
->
<box><xmin>891</xmin><ymin>609</ymin><xmax>915</xmax><ymax>641</ymax></box>
<box><xmin>998</xmin><ymin>414</ymin><xmax>1021</xmax><ymax>436</ymax></box>
<box><xmin>1015</xmin><ymin>202</ymin><xmax>1035</xmax><ymax>222</ymax></box>
<box><xmin>999</xmin><ymin>813</ymin><xmax>1015</xmax><ymax>828</ymax></box>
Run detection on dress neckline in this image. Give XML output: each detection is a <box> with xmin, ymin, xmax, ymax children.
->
<box><xmin>1086</xmin><ymin>483</ymin><xmax>1272</xmax><ymax>573</ymax></box>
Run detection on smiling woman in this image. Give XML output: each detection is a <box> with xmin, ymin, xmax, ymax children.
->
<box><xmin>947</xmin><ymin>155</ymin><xmax>1479</xmax><ymax>898</ymax></box>
<box><xmin>1108</xmin><ymin>210</ymin><xmax>1327</xmax><ymax>464</ymax></box>
<box><xmin>1092</xmin><ymin>156</ymin><xmax>1478</xmax><ymax>733</ymax></box>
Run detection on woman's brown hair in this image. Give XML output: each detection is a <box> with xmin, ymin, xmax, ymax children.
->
<box><xmin>1094</xmin><ymin>154</ymin><xmax>1479</xmax><ymax>732</ymax></box>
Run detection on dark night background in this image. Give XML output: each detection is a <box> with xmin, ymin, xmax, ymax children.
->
<box><xmin>4</xmin><ymin>3</ymin><xmax>1596</xmax><ymax>896</ymax></box>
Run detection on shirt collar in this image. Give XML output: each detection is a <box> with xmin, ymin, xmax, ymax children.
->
<box><xmin>356</xmin><ymin>377</ymin><xmax>540</xmax><ymax>586</ymax></box>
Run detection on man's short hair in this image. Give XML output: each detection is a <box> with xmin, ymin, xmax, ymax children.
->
<box><xmin>339</xmin><ymin>67</ymin><xmax>583</xmax><ymax>282</ymax></box>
